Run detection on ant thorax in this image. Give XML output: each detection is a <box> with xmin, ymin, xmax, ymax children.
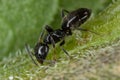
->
<box><xmin>44</xmin><ymin>29</ymin><xmax>66</xmax><ymax>44</ymax></box>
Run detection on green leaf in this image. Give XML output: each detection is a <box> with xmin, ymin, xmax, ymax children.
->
<box><xmin>0</xmin><ymin>0</ymin><xmax>59</xmax><ymax>58</ymax></box>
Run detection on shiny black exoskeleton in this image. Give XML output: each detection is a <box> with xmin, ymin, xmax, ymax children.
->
<box><xmin>61</xmin><ymin>8</ymin><xmax>91</xmax><ymax>35</ymax></box>
<box><xmin>26</xmin><ymin>8</ymin><xmax>91</xmax><ymax>65</ymax></box>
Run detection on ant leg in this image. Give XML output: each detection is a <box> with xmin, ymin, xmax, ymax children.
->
<box><xmin>25</xmin><ymin>44</ymin><xmax>39</xmax><ymax>66</ymax></box>
<box><xmin>38</xmin><ymin>31</ymin><xmax>44</xmax><ymax>42</ymax></box>
<box><xmin>44</xmin><ymin>25</ymin><xmax>57</xmax><ymax>60</ymax></box>
<box><xmin>50</xmin><ymin>36</ymin><xmax>55</xmax><ymax>48</ymax></box>
<box><xmin>61</xmin><ymin>9</ymin><xmax>69</xmax><ymax>18</ymax></box>
<box><xmin>77</xmin><ymin>28</ymin><xmax>100</xmax><ymax>35</ymax></box>
<box><xmin>38</xmin><ymin>25</ymin><xmax>54</xmax><ymax>42</ymax></box>
<box><xmin>45</xmin><ymin>25</ymin><xmax>55</xmax><ymax>48</ymax></box>
<box><xmin>49</xmin><ymin>36</ymin><xmax>58</xmax><ymax>61</ymax></box>
<box><xmin>60</xmin><ymin>40</ymin><xmax>70</xmax><ymax>57</ymax></box>
<box><xmin>38</xmin><ymin>26</ymin><xmax>46</xmax><ymax>42</ymax></box>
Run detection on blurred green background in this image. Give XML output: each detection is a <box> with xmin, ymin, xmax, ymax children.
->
<box><xmin>0</xmin><ymin>0</ymin><xmax>112</xmax><ymax>59</ymax></box>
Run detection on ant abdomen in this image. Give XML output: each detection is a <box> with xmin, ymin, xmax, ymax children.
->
<box><xmin>62</xmin><ymin>8</ymin><xmax>91</xmax><ymax>30</ymax></box>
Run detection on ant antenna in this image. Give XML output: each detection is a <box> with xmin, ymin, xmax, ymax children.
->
<box><xmin>25</xmin><ymin>44</ymin><xmax>39</xmax><ymax>66</ymax></box>
<box><xmin>38</xmin><ymin>30</ymin><xmax>45</xmax><ymax>42</ymax></box>
<box><xmin>77</xmin><ymin>28</ymin><xmax>101</xmax><ymax>36</ymax></box>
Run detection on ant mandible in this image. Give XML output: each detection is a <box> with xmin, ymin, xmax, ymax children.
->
<box><xmin>26</xmin><ymin>8</ymin><xmax>93</xmax><ymax>65</ymax></box>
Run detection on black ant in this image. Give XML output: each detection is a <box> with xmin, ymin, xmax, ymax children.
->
<box><xmin>26</xmin><ymin>8</ymin><xmax>96</xmax><ymax>65</ymax></box>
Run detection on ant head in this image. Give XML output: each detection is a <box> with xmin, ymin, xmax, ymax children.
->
<box><xmin>77</xmin><ymin>8</ymin><xmax>91</xmax><ymax>23</ymax></box>
<box><xmin>34</xmin><ymin>43</ymin><xmax>49</xmax><ymax>64</ymax></box>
